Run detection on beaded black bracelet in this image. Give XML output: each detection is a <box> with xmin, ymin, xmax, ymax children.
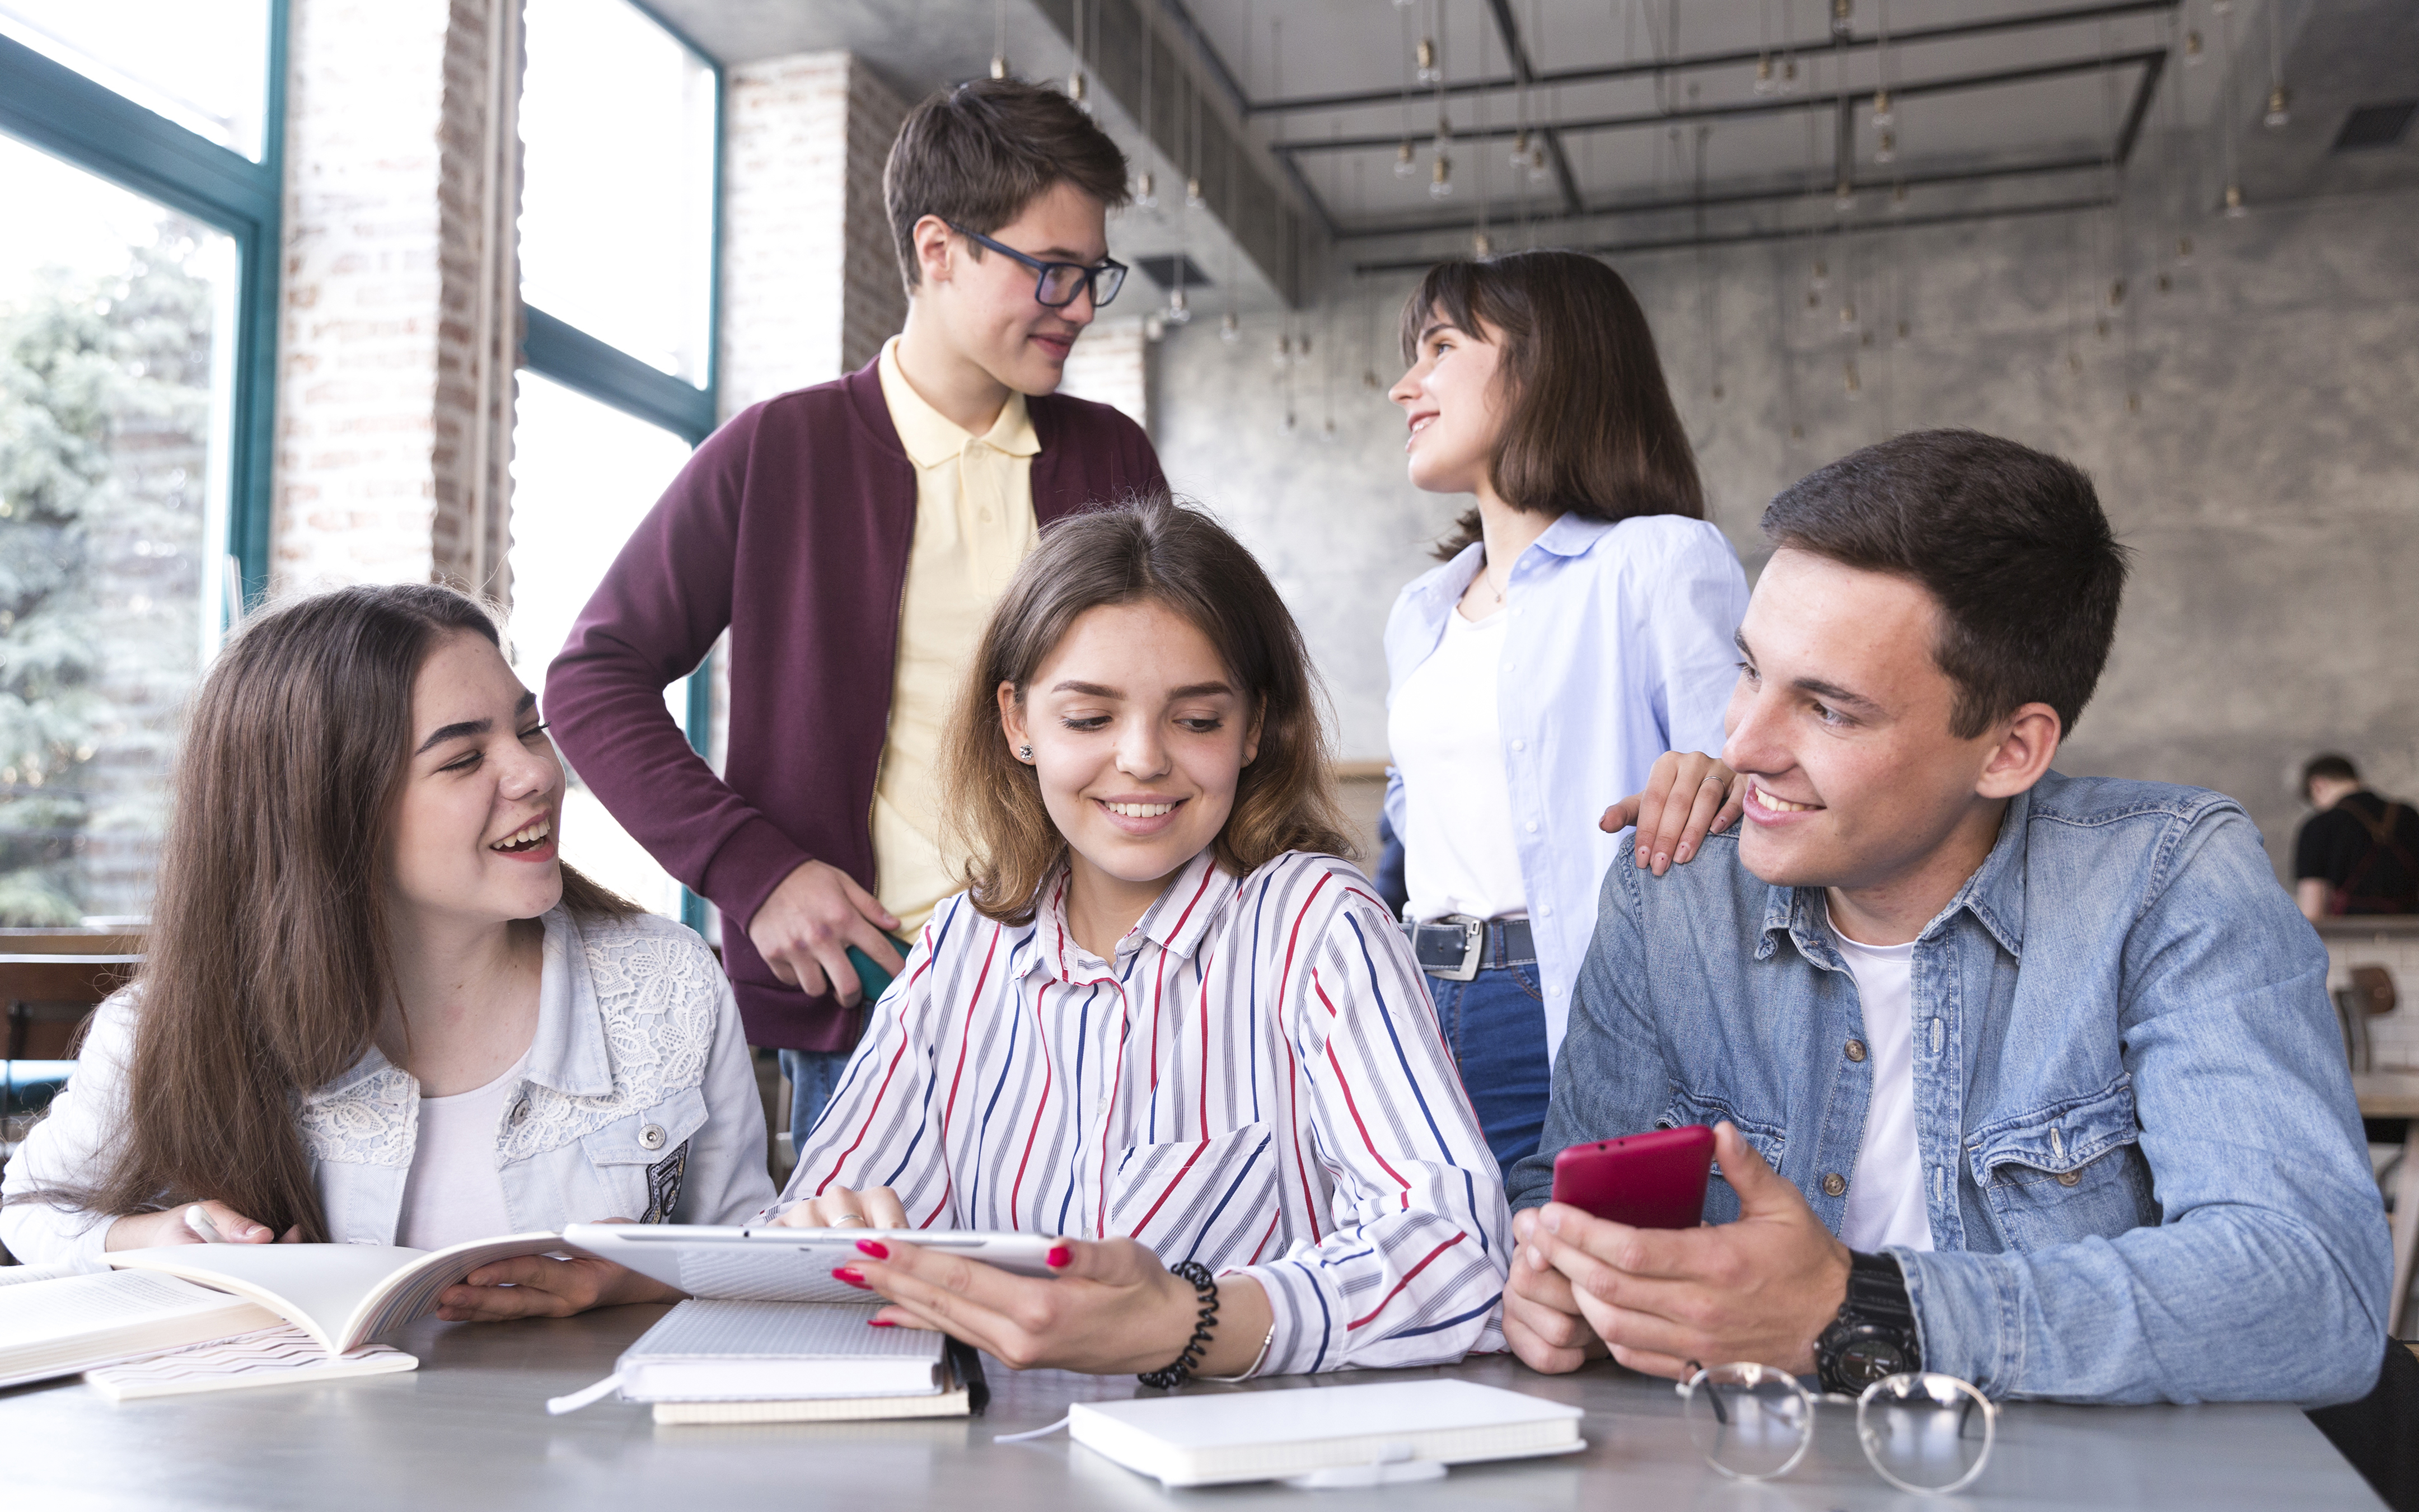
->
<box><xmin>1138</xmin><ymin>1261</ymin><xmax>1220</xmax><ymax>1389</ymax></box>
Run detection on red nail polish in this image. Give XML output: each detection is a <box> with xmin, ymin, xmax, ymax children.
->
<box><xmin>856</xmin><ymin>1239</ymin><xmax>889</xmax><ymax>1260</ymax></box>
<box><xmin>831</xmin><ymin>1266</ymin><xmax>867</xmax><ymax>1288</ymax></box>
<box><xmin>1046</xmin><ymin>1244</ymin><xmax>1071</xmax><ymax>1268</ymax></box>
<box><xmin>867</xmin><ymin>1318</ymin><xmax>896</xmax><ymax>1328</ymax></box>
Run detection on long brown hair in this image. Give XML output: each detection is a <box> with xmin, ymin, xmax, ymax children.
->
<box><xmin>1400</xmin><ymin>250</ymin><xmax>1704</xmax><ymax>559</ymax></box>
<box><xmin>942</xmin><ymin>496</ymin><xmax>1354</xmax><ymax>925</ymax></box>
<box><xmin>17</xmin><ymin>583</ymin><xmax>633</xmax><ymax>1239</ymax></box>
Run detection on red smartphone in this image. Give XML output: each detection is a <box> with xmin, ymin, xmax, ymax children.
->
<box><xmin>1548</xmin><ymin>1124</ymin><xmax>1716</xmax><ymax>1229</ymax></box>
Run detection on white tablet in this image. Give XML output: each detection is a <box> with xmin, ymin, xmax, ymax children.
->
<box><xmin>562</xmin><ymin>1224</ymin><xmax>1060</xmax><ymax>1303</ymax></box>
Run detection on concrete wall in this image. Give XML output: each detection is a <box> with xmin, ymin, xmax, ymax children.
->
<box><xmin>1152</xmin><ymin>174</ymin><xmax>2419</xmax><ymax>878</ymax></box>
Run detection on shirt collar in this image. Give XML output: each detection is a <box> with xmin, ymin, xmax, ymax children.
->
<box><xmin>1025</xmin><ymin>849</ymin><xmax>1236</xmax><ymax>984</ymax></box>
<box><xmin>878</xmin><ymin>335</ymin><xmax>1040</xmax><ymax>468</ymax></box>
<box><xmin>1532</xmin><ymin>513</ymin><xmax>1616</xmax><ymax>556</ymax></box>
<box><xmin>1406</xmin><ymin>513</ymin><xmax>1617</xmax><ymax>612</ymax></box>
<box><xmin>521</xmin><ymin>908</ymin><xmax>616</xmax><ymax>1097</ymax></box>
<box><xmin>1756</xmin><ymin>788</ymin><xmax>2032</xmax><ymax>963</ymax></box>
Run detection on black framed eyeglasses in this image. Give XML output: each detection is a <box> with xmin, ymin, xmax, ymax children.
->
<box><xmin>947</xmin><ymin>222</ymin><xmax>1126</xmax><ymax>309</ymax></box>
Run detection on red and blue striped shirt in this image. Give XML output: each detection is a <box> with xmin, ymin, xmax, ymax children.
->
<box><xmin>782</xmin><ymin>848</ymin><xmax>1511</xmax><ymax>1375</ymax></box>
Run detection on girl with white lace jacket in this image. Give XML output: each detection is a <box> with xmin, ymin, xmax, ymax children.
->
<box><xmin>0</xmin><ymin>585</ymin><xmax>771</xmax><ymax>1321</ymax></box>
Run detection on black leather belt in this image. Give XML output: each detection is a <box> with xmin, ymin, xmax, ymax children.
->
<box><xmin>1402</xmin><ymin>915</ymin><xmax>1537</xmax><ymax>982</ymax></box>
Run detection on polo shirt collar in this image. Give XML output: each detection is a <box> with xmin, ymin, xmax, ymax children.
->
<box><xmin>878</xmin><ymin>336</ymin><xmax>1040</xmax><ymax>468</ymax></box>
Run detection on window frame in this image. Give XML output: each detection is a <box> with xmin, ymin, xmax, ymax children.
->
<box><xmin>514</xmin><ymin>0</ymin><xmax>722</xmax><ymax>933</ymax></box>
<box><xmin>0</xmin><ymin>1</ymin><xmax>286</xmax><ymax>605</ymax></box>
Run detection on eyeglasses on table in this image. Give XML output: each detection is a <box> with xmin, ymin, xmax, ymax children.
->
<box><xmin>1677</xmin><ymin>1360</ymin><xmax>1999</xmax><ymax>1495</ymax></box>
<box><xmin>945</xmin><ymin>222</ymin><xmax>1126</xmax><ymax>309</ymax></box>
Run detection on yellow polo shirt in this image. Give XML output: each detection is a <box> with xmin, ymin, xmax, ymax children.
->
<box><xmin>872</xmin><ymin>337</ymin><xmax>1041</xmax><ymax>935</ymax></box>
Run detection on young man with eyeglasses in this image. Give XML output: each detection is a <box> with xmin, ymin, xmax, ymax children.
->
<box><xmin>1504</xmin><ymin>430</ymin><xmax>2390</xmax><ymax>1407</ymax></box>
<box><xmin>546</xmin><ymin>78</ymin><xmax>1163</xmax><ymax>1142</ymax></box>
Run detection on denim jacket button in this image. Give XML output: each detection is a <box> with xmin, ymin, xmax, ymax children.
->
<box><xmin>639</xmin><ymin>1122</ymin><xmax>668</xmax><ymax>1151</ymax></box>
<box><xmin>2056</xmin><ymin>1167</ymin><xmax>2083</xmax><ymax>1187</ymax></box>
<box><xmin>1845</xmin><ymin>1039</ymin><xmax>1868</xmax><ymax>1062</ymax></box>
<box><xmin>1822</xmin><ymin>1172</ymin><xmax>1848</xmax><ymax>1197</ymax></box>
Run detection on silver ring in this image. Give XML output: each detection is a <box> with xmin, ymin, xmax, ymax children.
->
<box><xmin>827</xmin><ymin>1213</ymin><xmax>868</xmax><ymax>1227</ymax></box>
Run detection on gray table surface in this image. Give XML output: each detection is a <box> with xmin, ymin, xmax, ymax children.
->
<box><xmin>0</xmin><ymin>1303</ymin><xmax>2384</xmax><ymax>1510</ymax></box>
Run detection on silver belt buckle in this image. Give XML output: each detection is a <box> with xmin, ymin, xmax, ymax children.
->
<box><xmin>1429</xmin><ymin>917</ymin><xmax>1485</xmax><ymax>982</ymax></box>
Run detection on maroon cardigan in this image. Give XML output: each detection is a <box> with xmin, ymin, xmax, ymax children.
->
<box><xmin>545</xmin><ymin>357</ymin><xmax>1167</xmax><ymax>1050</ymax></box>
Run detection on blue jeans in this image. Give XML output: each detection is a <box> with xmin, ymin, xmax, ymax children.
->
<box><xmin>1424</xmin><ymin>962</ymin><xmax>1552</xmax><ymax>1175</ymax></box>
<box><xmin>779</xmin><ymin>1048</ymin><xmax>852</xmax><ymax>1152</ymax></box>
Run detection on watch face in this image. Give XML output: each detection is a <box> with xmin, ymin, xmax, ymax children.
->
<box><xmin>1838</xmin><ymin>1333</ymin><xmax>1908</xmax><ymax>1386</ymax></box>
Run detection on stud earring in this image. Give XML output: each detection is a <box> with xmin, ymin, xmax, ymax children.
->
<box><xmin>1017</xmin><ymin>745</ymin><xmax>1033</xmax><ymax>761</ymax></box>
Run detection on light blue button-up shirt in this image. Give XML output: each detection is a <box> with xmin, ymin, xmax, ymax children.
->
<box><xmin>1511</xmin><ymin>771</ymin><xmax>2391</xmax><ymax>1406</ymax></box>
<box><xmin>1383</xmin><ymin>512</ymin><xmax>1749</xmax><ymax>1054</ymax></box>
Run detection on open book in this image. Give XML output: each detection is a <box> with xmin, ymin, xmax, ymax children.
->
<box><xmin>0</xmin><ymin>1270</ymin><xmax>279</xmax><ymax>1390</ymax></box>
<box><xmin>105</xmin><ymin>1233</ymin><xmax>573</xmax><ymax>1355</ymax></box>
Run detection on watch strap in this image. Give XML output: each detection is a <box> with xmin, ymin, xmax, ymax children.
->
<box><xmin>1816</xmin><ymin>1249</ymin><xmax>1922</xmax><ymax>1394</ymax></box>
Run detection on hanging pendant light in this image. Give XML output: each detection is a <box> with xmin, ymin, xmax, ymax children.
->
<box><xmin>1874</xmin><ymin>129</ymin><xmax>1897</xmax><ymax>165</ymax></box>
<box><xmin>1754</xmin><ymin>55</ymin><xmax>1776</xmax><ymax>95</ymax></box>
<box><xmin>1834</xmin><ymin>180</ymin><xmax>1855</xmax><ymax>213</ymax></box>
<box><xmin>1068</xmin><ymin>69</ymin><xmax>1087</xmax><ymax>106</ymax></box>
<box><xmin>1166</xmin><ymin>285</ymin><xmax>1192</xmax><ymax>325</ymax></box>
<box><xmin>1509</xmin><ymin>130</ymin><xmax>1530</xmax><ymax>168</ymax></box>
<box><xmin>1219</xmin><ymin>311</ymin><xmax>1239</xmax><ymax>344</ymax></box>
<box><xmin>2223</xmin><ymin>182</ymin><xmax>2246</xmax><ymax>217</ymax></box>
<box><xmin>1528</xmin><ymin>142</ymin><xmax>1548</xmax><ymax>181</ymax></box>
<box><xmin>990</xmin><ymin>54</ymin><xmax>1009</xmax><ymax>79</ymax></box>
<box><xmin>1396</xmin><ymin>140</ymin><xmax>1416</xmax><ymax>177</ymax></box>
<box><xmin>1416</xmin><ymin>36</ymin><xmax>1440</xmax><ymax>83</ymax></box>
<box><xmin>1430</xmin><ymin>152</ymin><xmax>1453</xmax><ymax>199</ymax></box>
<box><xmin>1185</xmin><ymin>176</ymin><xmax>1205</xmax><ymax>210</ymax></box>
<box><xmin>1871</xmin><ymin>90</ymin><xmax>1894</xmax><ymax>128</ymax></box>
<box><xmin>2184</xmin><ymin>30</ymin><xmax>2203</xmax><ymax>64</ymax></box>
<box><xmin>1831</xmin><ymin>0</ymin><xmax>1852</xmax><ymax>42</ymax></box>
<box><xmin>1472</xmin><ymin>228</ymin><xmax>1492</xmax><ymax>255</ymax></box>
<box><xmin>1134</xmin><ymin>171</ymin><xmax>1157</xmax><ymax>209</ymax></box>
<box><xmin>2264</xmin><ymin>85</ymin><xmax>2291</xmax><ymax>129</ymax></box>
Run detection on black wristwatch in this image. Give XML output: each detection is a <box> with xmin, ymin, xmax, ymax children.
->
<box><xmin>1815</xmin><ymin>1250</ymin><xmax>1922</xmax><ymax>1394</ymax></box>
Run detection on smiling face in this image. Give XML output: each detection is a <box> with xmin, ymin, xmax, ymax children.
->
<box><xmin>916</xmin><ymin>180</ymin><xmax>1110</xmax><ymax>396</ymax></box>
<box><xmin>1721</xmin><ymin>549</ymin><xmax>2055</xmax><ymax>934</ymax></box>
<box><xmin>388</xmin><ymin>631</ymin><xmax>565</xmax><ymax>931</ymax></box>
<box><xmin>999</xmin><ymin>600</ymin><xmax>1261</xmax><ymax>939</ymax></box>
<box><xmin>1388</xmin><ymin>311</ymin><xmax>1510</xmax><ymax>497</ymax></box>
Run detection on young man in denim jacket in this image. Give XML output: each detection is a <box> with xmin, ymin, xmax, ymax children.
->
<box><xmin>1504</xmin><ymin>429</ymin><xmax>2389</xmax><ymax>1405</ymax></box>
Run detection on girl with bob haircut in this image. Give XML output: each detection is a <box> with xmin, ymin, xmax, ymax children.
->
<box><xmin>774</xmin><ymin>497</ymin><xmax>1510</xmax><ymax>1383</ymax></box>
<box><xmin>2</xmin><ymin>584</ymin><xmax>772</xmax><ymax>1320</ymax></box>
<box><xmin>1382</xmin><ymin>250</ymin><xmax>1748</xmax><ymax>1172</ymax></box>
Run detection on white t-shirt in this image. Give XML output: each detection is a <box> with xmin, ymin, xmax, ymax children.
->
<box><xmin>395</xmin><ymin>1048</ymin><xmax>530</xmax><ymax>1251</ymax></box>
<box><xmin>1832</xmin><ymin>931</ymin><xmax>1934</xmax><ymax>1253</ymax></box>
<box><xmin>1389</xmin><ymin>605</ymin><xmax>1529</xmax><ymax>923</ymax></box>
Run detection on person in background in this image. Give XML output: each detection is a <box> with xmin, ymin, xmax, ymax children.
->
<box><xmin>2</xmin><ymin>586</ymin><xmax>771</xmax><ymax>1318</ymax></box>
<box><xmin>1382</xmin><ymin>250</ymin><xmax>1748</xmax><ymax>1172</ymax></box>
<box><xmin>773</xmin><ymin>499</ymin><xmax>1509</xmax><ymax>1383</ymax></box>
<box><xmin>544</xmin><ymin>77</ymin><xmax>1166</xmax><ymax>1149</ymax></box>
<box><xmin>1503</xmin><ymin>431</ymin><xmax>2388</xmax><ymax>1407</ymax></box>
<box><xmin>2295</xmin><ymin>753</ymin><xmax>2419</xmax><ymax>921</ymax></box>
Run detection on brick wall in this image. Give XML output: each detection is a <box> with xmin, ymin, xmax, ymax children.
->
<box><xmin>274</xmin><ymin>0</ymin><xmax>517</xmax><ymax>594</ymax></box>
<box><xmin>719</xmin><ymin>52</ymin><xmax>907</xmax><ymax>418</ymax></box>
<box><xmin>2327</xmin><ymin>927</ymin><xmax>2419</xmax><ymax>1072</ymax></box>
<box><xmin>1056</xmin><ymin>316</ymin><xmax>1151</xmax><ymax>438</ymax></box>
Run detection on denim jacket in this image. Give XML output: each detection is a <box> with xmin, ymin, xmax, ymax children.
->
<box><xmin>1505</xmin><ymin>771</ymin><xmax>2390</xmax><ymax>1406</ymax></box>
<box><xmin>1</xmin><ymin>908</ymin><xmax>774</xmax><ymax>1268</ymax></box>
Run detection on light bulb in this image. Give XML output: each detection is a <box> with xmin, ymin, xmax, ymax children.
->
<box><xmin>1874</xmin><ymin>129</ymin><xmax>1896</xmax><ymax>165</ymax></box>
<box><xmin>1395</xmin><ymin>141</ymin><xmax>1416</xmax><ymax>177</ymax></box>
<box><xmin>1811</xmin><ymin>258</ymin><xmax>1829</xmax><ymax>290</ymax></box>
<box><xmin>1871</xmin><ymin>90</ymin><xmax>1894</xmax><ymax>128</ymax></box>
<box><xmin>1185</xmin><ymin>176</ymin><xmax>1205</xmax><ymax>210</ymax></box>
<box><xmin>1510</xmin><ymin>130</ymin><xmax>1530</xmax><ymax>168</ymax></box>
<box><xmin>1165</xmin><ymin>286</ymin><xmax>1191</xmax><ymax>324</ymax></box>
<box><xmin>1134</xmin><ymin>171</ymin><xmax>1157</xmax><ymax>209</ymax></box>
<box><xmin>1831</xmin><ymin>0</ymin><xmax>1852</xmax><ymax>41</ymax></box>
<box><xmin>2176</xmin><ymin>233</ymin><xmax>2195</xmax><ymax>263</ymax></box>
<box><xmin>1068</xmin><ymin>70</ymin><xmax>1087</xmax><ymax>106</ymax></box>
<box><xmin>1783</xmin><ymin>58</ymin><xmax>1799</xmax><ymax>89</ymax></box>
<box><xmin>1834</xmin><ymin>180</ymin><xmax>1855</xmax><ymax>212</ymax></box>
<box><xmin>1840</xmin><ymin>301</ymin><xmax>1857</xmax><ymax>326</ymax></box>
<box><xmin>1844</xmin><ymin>357</ymin><xmax>1861</xmax><ymax>394</ymax></box>
<box><xmin>1143</xmin><ymin>312</ymin><xmax>1166</xmax><ymax>341</ymax></box>
<box><xmin>2184</xmin><ymin>30</ymin><xmax>2203</xmax><ymax>64</ymax></box>
<box><xmin>1473</xmin><ymin>228</ymin><xmax>1492</xmax><ymax>255</ymax></box>
<box><xmin>990</xmin><ymin>54</ymin><xmax>1009</xmax><ymax>80</ymax></box>
<box><xmin>1220</xmin><ymin>311</ymin><xmax>1239</xmax><ymax>343</ymax></box>
<box><xmin>2224</xmin><ymin>182</ymin><xmax>2247</xmax><ymax>217</ymax></box>
<box><xmin>1416</xmin><ymin>36</ymin><xmax>1439</xmax><ymax>83</ymax></box>
<box><xmin>1754</xmin><ymin>55</ymin><xmax>1775</xmax><ymax>95</ymax></box>
<box><xmin>1528</xmin><ymin>144</ymin><xmax>1548</xmax><ymax>181</ymax></box>
<box><xmin>1891</xmin><ymin>181</ymin><xmax>1909</xmax><ymax>214</ymax></box>
<box><xmin>2265</xmin><ymin>86</ymin><xmax>2291</xmax><ymax>128</ymax></box>
<box><xmin>1430</xmin><ymin>153</ymin><xmax>1453</xmax><ymax>199</ymax></box>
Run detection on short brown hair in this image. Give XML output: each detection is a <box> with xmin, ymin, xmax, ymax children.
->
<box><xmin>884</xmin><ymin>76</ymin><xmax>1131</xmax><ymax>291</ymax></box>
<box><xmin>942</xmin><ymin>497</ymin><xmax>1354</xmax><ymax>925</ymax></box>
<box><xmin>1400</xmin><ymin>250</ymin><xmax>1704</xmax><ymax>559</ymax></box>
<box><xmin>1762</xmin><ymin>429</ymin><xmax>2131</xmax><ymax>739</ymax></box>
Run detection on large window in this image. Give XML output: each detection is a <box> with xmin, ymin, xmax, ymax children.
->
<box><xmin>0</xmin><ymin>3</ymin><xmax>279</xmax><ymax>925</ymax></box>
<box><xmin>514</xmin><ymin>0</ymin><xmax>719</xmax><ymax>926</ymax></box>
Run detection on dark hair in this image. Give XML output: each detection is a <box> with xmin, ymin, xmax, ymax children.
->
<box><xmin>2302</xmin><ymin>753</ymin><xmax>2360</xmax><ymax>803</ymax></box>
<box><xmin>1400</xmin><ymin>250</ymin><xmax>1703</xmax><ymax>559</ymax></box>
<box><xmin>1761</xmin><ymin>429</ymin><xmax>2131</xmax><ymax>740</ymax></box>
<box><xmin>942</xmin><ymin>495</ymin><xmax>1354</xmax><ymax>925</ymax></box>
<box><xmin>17</xmin><ymin>583</ymin><xmax>634</xmax><ymax>1241</ymax></box>
<box><xmin>884</xmin><ymin>76</ymin><xmax>1132</xmax><ymax>292</ymax></box>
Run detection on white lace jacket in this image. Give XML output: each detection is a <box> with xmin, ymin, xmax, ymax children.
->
<box><xmin>0</xmin><ymin>907</ymin><xmax>774</xmax><ymax>1269</ymax></box>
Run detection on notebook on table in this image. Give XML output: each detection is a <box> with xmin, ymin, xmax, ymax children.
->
<box><xmin>0</xmin><ymin>1270</ymin><xmax>280</xmax><ymax>1390</ymax></box>
<box><xmin>1067</xmin><ymin>1378</ymin><xmax>1586</xmax><ymax>1488</ymax></box>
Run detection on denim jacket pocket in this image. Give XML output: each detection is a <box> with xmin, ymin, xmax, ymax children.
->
<box><xmin>1659</xmin><ymin>1089</ymin><xmax>1786</xmax><ymax>1227</ymax></box>
<box><xmin>1965</xmin><ymin>1074</ymin><xmax>2160</xmax><ymax>1253</ymax></box>
<box><xmin>581</xmin><ymin>1084</ymin><xmax>710</xmax><ymax>1223</ymax></box>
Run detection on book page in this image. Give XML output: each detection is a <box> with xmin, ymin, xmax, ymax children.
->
<box><xmin>343</xmin><ymin>1234</ymin><xmax>568</xmax><ymax>1347</ymax></box>
<box><xmin>0</xmin><ymin>1263</ymin><xmax>83</xmax><ymax>1289</ymax></box>
<box><xmin>85</xmin><ymin>1323</ymin><xmax>417</xmax><ymax>1401</ymax></box>
<box><xmin>3</xmin><ymin>1271</ymin><xmax>265</xmax><ymax>1350</ymax></box>
<box><xmin>110</xmin><ymin>1235</ymin><xmax>566</xmax><ymax>1351</ymax></box>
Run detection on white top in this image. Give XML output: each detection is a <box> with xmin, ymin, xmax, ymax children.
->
<box><xmin>394</xmin><ymin>1048</ymin><xmax>531</xmax><ymax>1252</ymax></box>
<box><xmin>1832</xmin><ymin>931</ymin><xmax>1934</xmax><ymax>1253</ymax></box>
<box><xmin>1388</xmin><ymin>604</ymin><xmax>1529</xmax><ymax>924</ymax></box>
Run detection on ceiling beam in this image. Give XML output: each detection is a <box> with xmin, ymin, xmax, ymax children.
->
<box><xmin>1477</xmin><ymin>0</ymin><xmax>1583</xmax><ymax>217</ymax></box>
<box><xmin>1251</xmin><ymin>0</ymin><xmax>2181</xmax><ymax>118</ymax></box>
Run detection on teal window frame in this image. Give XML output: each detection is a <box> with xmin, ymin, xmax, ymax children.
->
<box><xmin>515</xmin><ymin>0</ymin><xmax>722</xmax><ymax>934</ymax></box>
<box><xmin>0</xmin><ymin>1</ymin><xmax>287</xmax><ymax>605</ymax></box>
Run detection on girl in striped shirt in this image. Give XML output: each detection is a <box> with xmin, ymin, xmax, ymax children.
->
<box><xmin>774</xmin><ymin>497</ymin><xmax>1510</xmax><ymax>1382</ymax></box>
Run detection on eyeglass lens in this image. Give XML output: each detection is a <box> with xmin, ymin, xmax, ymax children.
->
<box><xmin>1682</xmin><ymin>1364</ymin><xmax>1814</xmax><ymax>1481</ymax></box>
<box><xmin>1856</xmin><ymin>1373</ymin><xmax>1995</xmax><ymax>1495</ymax></box>
<box><xmin>1036</xmin><ymin>261</ymin><xmax>1123</xmax><ymax>308</ymax></box>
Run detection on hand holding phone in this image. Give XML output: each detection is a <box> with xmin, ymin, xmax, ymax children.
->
<box><xmin>1548</xmin><ymin>1124</ymin><xmax>1715</xmax><ymax>1229</ymax></box>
